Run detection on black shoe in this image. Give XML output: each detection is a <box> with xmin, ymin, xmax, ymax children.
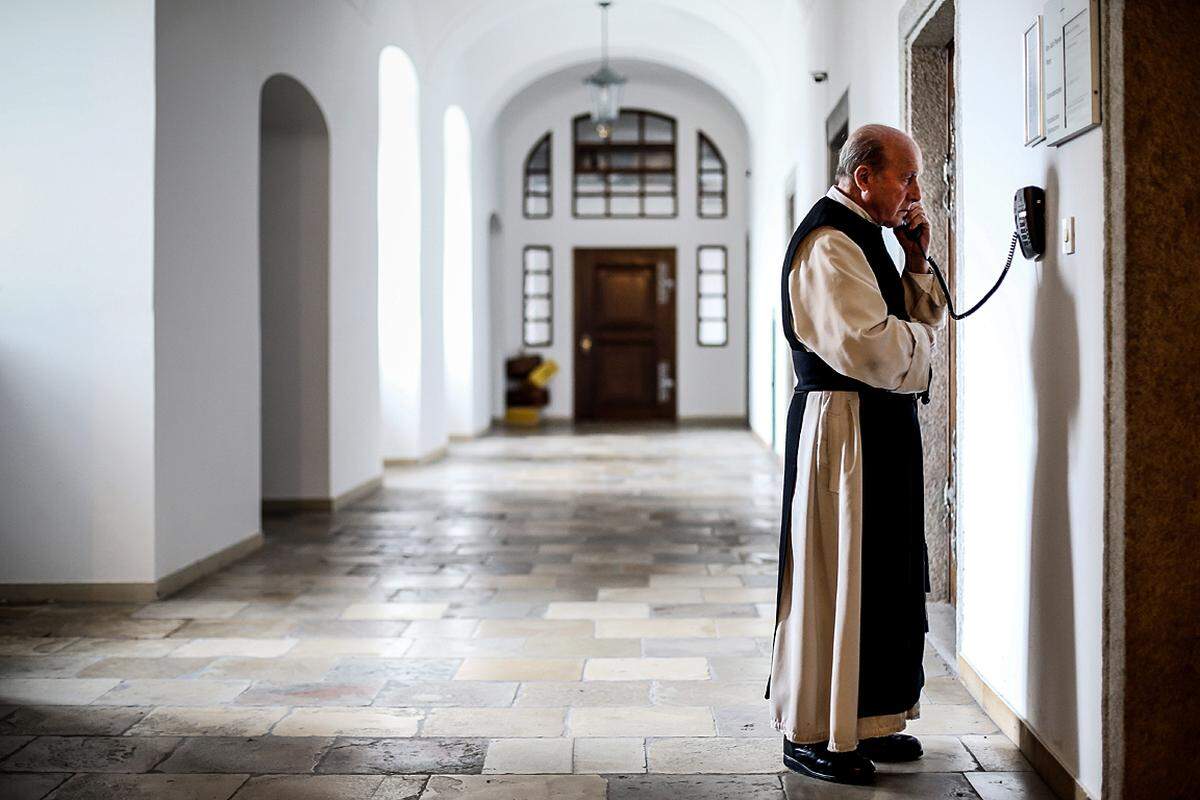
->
<box><xmin>857</xmin><ymin>733</ymin><xmax>923</xmax><ymax>762</ymax></box>
<box><xmin>782</xmin><ymin>738</ymin><xmax>876</xmax><ymax>785</ymax></box>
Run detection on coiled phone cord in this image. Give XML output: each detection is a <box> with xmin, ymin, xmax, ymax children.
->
<box><xmin>917</xmin><ymin>231</ymin><xmax>1019</xmax><ymax>320</ymax></box>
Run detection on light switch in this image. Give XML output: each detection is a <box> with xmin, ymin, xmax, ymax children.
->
<box><xmin>1061</xmin><ymin>216</ymin><xmax>1076</xmax><ymax>255</ymax></box>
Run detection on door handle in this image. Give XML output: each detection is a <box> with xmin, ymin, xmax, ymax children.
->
<box><xmin>579</xmin><ymin>334</ymin><xmax>593</xmax><ymax>353</ymax></box>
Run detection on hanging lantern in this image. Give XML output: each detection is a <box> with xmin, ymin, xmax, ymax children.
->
<box><xmin>583</xmin><ymin>1</ymin><xmax>626</xmax><ymax>139</ymax></box>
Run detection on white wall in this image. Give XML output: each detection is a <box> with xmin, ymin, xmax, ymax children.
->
<box><xmin>153</xmin><ymin>0</ymin><xmax>431</xmax><ymax>577</ymax></box>
<box><xmin>493</xmin><ymin>62</ymin><xmax>750</xmax><ymax>420</ymax></box>
<box><xmin>0</xmin><ymin>1</ymin><xmax>158</xmax><ymax>584</ymax></box>
<box><xmin>787</xmin><ymin>1</ymin><xmax>1104</xmax><ymax>795</ymax></box>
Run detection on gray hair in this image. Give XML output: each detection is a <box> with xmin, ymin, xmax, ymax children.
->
<box><xmin>834</xmin><ymin>124</ymin><xmax>901</xmax><ymax>182</ymax></box>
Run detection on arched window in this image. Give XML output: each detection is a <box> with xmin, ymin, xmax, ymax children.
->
<box><xmin>573</xmin><ymin>109</ymin><xmax>677</xmax><ymax>218</ymax></box>
<box><xmin>697</xmin><ymin>132</ymin><xmax>727</xmax><ymax>218</ymax></box>
<box><xmin>523</xmin><ymin>132</ymin><xmax>552</xmax><ymax>218</ymax></box>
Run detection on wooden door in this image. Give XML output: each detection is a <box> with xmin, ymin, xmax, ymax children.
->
<box><xmin>574</xmin><ymin>248</ymin><xmax>676</xmax><ymax>421</ymax></box>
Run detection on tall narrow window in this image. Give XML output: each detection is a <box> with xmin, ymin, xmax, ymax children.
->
<box><xmin>573</xmin><ymin>109</ymin><xmax>676</xmax><ymax>218</ymax></box>
<box><xmin>697</xmin><ymin>132</ymin><xmax>727</xmax><ymax>218</ymax></box>
<box><xmin>523</xmin><ymin>132</ymin><xmax>551</xmax><ymax>218</ymax></box>
<box><xmin>522</xmin><ymin>246</ymin><xmax>553</xmax><ymax>347</ymax></box>
<box><xmin>697</xmin><ymin>246</ymin><xmax>728</xmax><ymax>347</ymax></box>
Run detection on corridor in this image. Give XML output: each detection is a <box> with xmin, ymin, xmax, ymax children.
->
<box><xmin>0</xmin><ymin>428</ymin><xmax>1051</xmax><ymax>799</ymax></box>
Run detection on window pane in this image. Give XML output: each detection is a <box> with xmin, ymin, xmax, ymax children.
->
<box><xmin>644</xmin><ymin>114</ymin><xmax>674</xmax><ymax>143</ymax></box>
<box><xmin>700</xmin><ymin>172</ymin><xmax>725</xmax><ymax>194</ymax></box>
<box><xmin>576</xmin><ymin>195</ymin><xmax>605</xmax><ymax>216</ymax></box>
<box><xmin>525</xmin><ymin>248</ymin><xmax>551</xmax><ymax>272</ymax></box>
<box><xmin>611</xmin><ymin>112</ymin><xmax>639</xmax><ymax>143</ymax></box>
<box><xmin>700</xmin><ymin>196</ymin><xmax>726</xmax><ymax>217</ymax></box>
<box><xmin>645</xmin><ymin>172</ymin><xmax>674</xmax><ymax>193</ymax></box>
<box><xmin>575</xmin><ymin>173</ymin><xmax>604</xmax><ymax>193</ymax></box>
<box><xmin>699</xmin><ymin>296</ymin><xmax>727</xmax><ymax>319</ymax></box>
<box><xmin>644</xmin><ymin>195</ymin><xmax>675</xmax><ymax>216</ymax></box>
<box><xmin>525</xmin><ymin>297</ymin><xmax>551</xmax><ymax>320</ymax></box>
<box><xmin>524</xmin><ymin>196</ymin><xmax>549</xmax><ymax>217</ymax></box>
<box><xmin>699</xmin><ymin>320</ymin><xmax>727</xmax><ymax>346</ymax></box>
<box><xmin>525</xmin><ymin>321</ymin><xmax>551</xmax><ymax>346</ymax></box>
<box><xmin>699</xmin><ymin>273</ymin><xmax>726</xmax><ymax>295</ymax></box>
<box><xmin>524</xmin><ymin>272</ymin><xmax>550</xmax><ymax>295</ymax></box>
<box><xmin>528</xmin><ymin>137</ymin><xmax>550</xmax><ymax>170</ymax></box>
<box><xmin>527</xmin><ymin>173</ymin><xmax>549</xmax><ymax>194</ymax></box>
<box><xmin>643</xmin><ymin>150</ymin><xmax>674</xmax><ymax>171</ymax></box>
<box><xmin>576</xmin><ymin>117</ymin><xmax>603</xmax><ymax>143</ymax></box>
<box><xmin>610</xmin><ymin>149</ymin><xmax>638</xmax><ymax>170</ymax></box>
<box><xmin>700</xmin><ymin>149</ymin><xmax>722</xmax><ymax>172</ymax></box>
<box><xmin>699</xmin><ymin>247</ymin><xmax>726</xmax><ymax>273</ymax></box>
<box><xmin>608</xmin><ymin>172</ymin><xmax>640</xmax><ymax>193</ymax></box>
<box><xmin>610</xmin><ymin>195</ymin><xmax>640</xmax><ymax>216</ymax></box>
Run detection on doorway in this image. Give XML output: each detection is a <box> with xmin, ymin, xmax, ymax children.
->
<box><xmin>573</xmin><ymin>248</ymin><xmax>677</xmax><ymax>421</ymax></box>
<box><xmin>258</xmin><ymin>74</ymin><xmax>331</xmax><ymax>506</ymax></box>
<box><xmin>903</xmin><ymin>0</ymin><xmax>958</xmax><ymax>617</ymax></box>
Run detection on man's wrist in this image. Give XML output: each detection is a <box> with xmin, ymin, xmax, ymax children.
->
<box><xmin>904</xmin><ymin>256</ymin><xmax>931</xmax><ymax>274</ymax></box>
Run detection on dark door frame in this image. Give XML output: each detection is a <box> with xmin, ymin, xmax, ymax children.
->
<box><xmin>573</xmin><ymin>247</ymin><xmax>677</xmax><ymax>422</ymax></box>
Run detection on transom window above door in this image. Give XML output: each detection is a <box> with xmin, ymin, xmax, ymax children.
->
<box><xmin>572</xmin><ymin>109</ymin><xmax>677</xmax><ymax>218</ymax></box>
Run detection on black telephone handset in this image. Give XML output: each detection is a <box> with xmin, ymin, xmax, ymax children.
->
<box><xmin>1014</xmin><ymin>186</ymin><xmax>1046</xmax><ymax>261</ymax></box>
<box><xmin>905</xmin><ymin>185</ymin><xmax>1045</xmax><ymax>320</ymax></box>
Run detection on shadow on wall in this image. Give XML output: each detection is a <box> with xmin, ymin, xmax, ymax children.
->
<box><xmin>1025</xmin><ymin>164</ymin><xmax>1080</xmax><ymax>770</ymax></box>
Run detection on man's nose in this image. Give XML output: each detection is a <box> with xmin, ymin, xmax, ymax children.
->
<box><xmin>910</xmin><ymin>179</ymin><xmax>922</xmax><ymax>203</ymax></box>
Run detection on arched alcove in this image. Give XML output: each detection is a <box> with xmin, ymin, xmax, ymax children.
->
<box><xmin>258</xmin><ymin>73</ymin><xmax>330</xmax><ymax>503</ymax></box>
<box><xmin>442</xmin><ymin>105</ymin><xmax>474</xmax><ymax>436</ymax></box>
<box><xmin>377</xmin><ymin>46</ymin><xmax>422</xmax><ymax>459</ymax></box>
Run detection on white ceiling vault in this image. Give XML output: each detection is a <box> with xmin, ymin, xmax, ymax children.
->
<box><xmin>380</xmin><ymin>0</ymin><xmax>806</xmax><ymax>141</ymax></box>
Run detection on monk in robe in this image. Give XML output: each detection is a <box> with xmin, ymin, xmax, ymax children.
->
<box><xmin>766</xmin><ymin>124</ymin><xmax>946</xmax><ymax>784</ymax></box>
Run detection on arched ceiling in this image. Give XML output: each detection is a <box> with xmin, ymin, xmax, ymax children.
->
<box><xmin>399</xmin><ymin>0</ymin><xmax>803</xmax><ymax>135</ymax></box>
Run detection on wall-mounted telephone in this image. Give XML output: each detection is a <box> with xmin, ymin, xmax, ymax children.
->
<box><xmin>1014</xmin><ymin>186</ymin><xmax>1046</xmax><ymax>261</ymax></box>
<box><xmin>906</xmin><ymin>185</ymin><xmax>1045</xmax><ymax>320</ymax></box>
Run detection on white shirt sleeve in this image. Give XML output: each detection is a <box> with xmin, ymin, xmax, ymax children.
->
<box><xmin>788</xmin><ymin>228</ymin><xmax>934</xmax><ymax>394</ymax></box>
<box><xmin>902</xmin><ymin>270</ymin><xmax>948</xmax><ymax>327</ymax></box>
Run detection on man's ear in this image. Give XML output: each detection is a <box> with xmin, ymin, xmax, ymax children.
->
<box><xmin>853</xmin><ymin>165</ymin><xmax>872</xmax><ymax>194</ymax></box>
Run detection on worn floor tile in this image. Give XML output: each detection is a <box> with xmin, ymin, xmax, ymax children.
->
<box><xmin>420</xmin><ymin>774</ymin><xmax>607</xmax><ymax>800</ymax></box>
<box><xmin>404</xmin><ymin>620</ymin><xmax>481</xmax><ymax>639</ymax></box>
<box><xmin>608</xmin><ymin>774</ymin><xmax>784</xmax><ymax>800</ymax></box>
<box><xmin>97</xmin><ymin>679</ymin><xmax>250</xmax><ymax>706</ymax></box>
<box><xmin>330</xmin><ymin>657</ymin><xmax>459</xmax><ymax>683</ymax></box>
<box><xmin>126</xmin><ymin>706</ymin><xmax>288</xmax><ymax>736</ymax></box>
<box><xmin>170</xmin><ymin>620</ymin><xmax>297</xmax><ymax>639</ymax></box>
<box><xmin>316</xmin><ymin>737</ymin><xmax>486</xmax><ymax>774</ymax></box>
<box><xmin>341</xmin><ymin>603</ymin><xmax>448</xmax><ymax>620</ymax></box>
<box><xmin>904</xmin><ymin>702</ymin><xmax>999</xmax><ymax>736</ymax></box>
<box><xmin>0</xmin><ymin>637</ymin><xmax>79</xmax><ymax>656</ymax></box>
<box><xmin>515</xmin><ymin>681</ymin><xmax>650</xmax><ymax>708</ymax></box>
<box><xmin>0</xmin><ymin>772</ymin><xmax>71</xmax><ymax>800</ymax></box>
<box><xmin>961</xmin><ymin>734</ymin><xmax>1031</xmax><ymax>771</ymax></box>
<box><xmin>0</xmin><ymin>678</ymin><xmax>119</xmax><ymax>705</ymax></box>
<box><xmin>474</xmin><ymin>619</ymin><xmax>592</xmax><ymax>638</ymax></box>
<box><xmin>569</xmin><ymin>706</ymin><xmax>715</xmax><ymax>737</ymax></box>
<box><xmin>132</xmin><ymin>601</ymin><xmax>248</xmax><ymax>620</ymax></box>
<box><xmin>965</xmin><ymin>771</ymin><xmax>1057</xmax><ymax>799</ymax></box>
<box><xmin>595</xmin><ymin>589</ymin><xmax>703</xmax><ymax>604</ymax></box>
<box><xmin>921</xmin><ymin>676</ymin><xmax>975</xmax><ymax>705</ymax></box>
<box><xmin>454</xmin><ymin>658</ymin><xmax>583</xmax><ymax>682</ymax></box>
<box><xmin>58</xmin><ymin>639</ymin><xmax>184</xmax><ymax>658</ymax></box>
<box><xmin>375</xmin><ymin>681</ymin><xmax>518</xmax><ymax>709</ymax></box>
<box><xmin>0</xmin><ymin>705</ymin><xmax>149</xmax><ymax>736</ymax></box>
<box><xmin>370</xmin><ymin>774</ymin><xmax>429</xmax><ymax>799</ymax></box>
<box><xmin>519</xmin><ymin>637</ymin><xmax>641</xmax><ymax>658</ymax></box>
<box><xmin>0</xmin><ymin>655</ymin><xmax>101</xmax><ymax>678</ymax></box>
<box><xmin>199</xmin><ymin>657</ymin><xmax>336</xmax><ymax>682</ymax></box>
<box><xmin>714</xmin><ymin>705</ymin><xmax>776</xmax><ymax>737</ymax></box>
<box><xmin>642</xmin><ymin>637</ymin><xmax>760</xmax><ymax>657</ymax></box>
<box><xmin>273</xmin><ymin>707</ymin><xmax>422</xmax><ymax>737</ymax></box>
<box><xmin>584</xmin><ymin>657</ymin><xmax>708</xmax><ymax>681</ymax></box>
<box><xmin>230</xmin><ymin>774</ymin><xmax>384</xmax><ymax>799</ymax></box>
<box><xmin>544</xmin><ymin>603</ymin><xmax>649</xmax><ymax>620</ymax></box>
<box><xmin>875</xmin><ymin>735</ymin><xmax>979</xmax><ymax>773</ymax></box>
<box><xmin>47</xmin><ymin>773</ymin><xmax>248</xmax><ymax>800</ymax></box>
<box><xmin>573</xmin><ymin>737</ymin><xmax>646</xmax><ymax>773</ymax></box>
<box><xmin>423</xmin><ymin>708</ymin><xmax>564</xmax><ymax>738</ymax></box>
<box><xmin>234</xmin><ymin>681</ymin><xmax>381</xmax><ymax>707</ymax></box>
<box><xmin>78</xmin><ymin>656</ymin><xmax>214</xmax><ymax>679</ymax></box>
<box><xmin>594</xmin><ymin>619</ymin><xmax>716</xmax><ymax>639</ymax></box>
<box><xmin>156</xmin><ymin>736</ymin><xmax>332</xmax><ymax>773</ymax></box>
<box><xmin>646</xmin><ymin>737</ymin><xmax>778</xmax><ymax>773</ymax></box>
<box><xmin>403</xmin><ymin>638</ymin><xmax>525</xmax><ymax>658</ymax></box>
<box><xmin>171</xmin><ymin>639</ymin><xmax>297</xmax><ymax>658</ymax></box>
<box><xmin>1</xmin><ymin>735</ymin><xmax>179</xmax><ymax>772</ymax></box>
<box><xmin>782</xmin><ymin>771</ymin><xmax>978</xmax><ymax>799</ymax></box>
<box><xmin>287</xmin><ymin>638</ymin><xmax>412</xmax><ymax>658</ymax></box>
<box><xmin>482</xmin><ymin>737</ymin><xmax>573</xmax><ymax>773</ymax></box>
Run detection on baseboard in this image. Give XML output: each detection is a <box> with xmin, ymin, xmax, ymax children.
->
<box><xmin>0</xmin><ymin>530</ymin><xmax>263</xmax><ymax>604</ymax></box>
<box><xmin>957</xmin><ymin>655</ymin><xmax>1094</xmax><ymax>800</ymax></box>
<box><xmin>261</xmin><ymin>475</ymin><xmax>383</xmax><ymax>513</ymax></box>
<box><xmin>675</xmin><ymin>416</ymin><xmax>749</xmax><ymax>428</ymax></box>
<box><xmin>155</xmin><ymin>530</ymin><xmax>263</xmax><ymax>598</ymax></box>
<box><xmin>384</xmin><ymin>446</ymin><xmax>447</xmax><ymax>467</ymax></box>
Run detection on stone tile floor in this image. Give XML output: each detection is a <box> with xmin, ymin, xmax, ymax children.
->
<box><xmin>0</xmin><ymin>425</ymin><xmax>1056</xmax><ymax>798</ymax></box>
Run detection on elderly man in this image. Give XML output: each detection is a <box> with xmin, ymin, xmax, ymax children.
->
<box><xmin>766</xmin><ymin>124</ymin><xmax>946</xmax><ymax>784</ymax></box>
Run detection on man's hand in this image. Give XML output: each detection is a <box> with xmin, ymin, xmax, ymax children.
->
<box><xmin>898</xmin><ymin>201</ymin><xmax>931</xmax><ymax>272</ymax></box>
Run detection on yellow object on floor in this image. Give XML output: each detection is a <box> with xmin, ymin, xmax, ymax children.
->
<box><xmin>505</xmin><ymin>406</ymin><xmax>541</xmax><ymax>427</ymax></box>
<box><xmin>527</xmin><ymin>359</ymin><xmax>558</xmax><ymax>388</ymax></box>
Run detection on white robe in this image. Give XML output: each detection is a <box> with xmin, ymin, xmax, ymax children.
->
<box><xmin>769</xmin><ymin>187</ymin><xmax>947</xmax><ymax>751</ymax></box>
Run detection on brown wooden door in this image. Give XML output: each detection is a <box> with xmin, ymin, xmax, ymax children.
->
<box><xmin>574</xmin><ymin>248</ymin><xmax>676</xmax><ymax>421</ymax></box>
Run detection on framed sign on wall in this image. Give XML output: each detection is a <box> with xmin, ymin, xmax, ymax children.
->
<box><xmin>1024</xmin><ymin>16</ymin><xmax>1045</xmax><ymax>146</ymax></box>
<box><xmin>1042</xmin><ymin>0</ymin><xmax>1101</xmax><ymax>146</ymax></box>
